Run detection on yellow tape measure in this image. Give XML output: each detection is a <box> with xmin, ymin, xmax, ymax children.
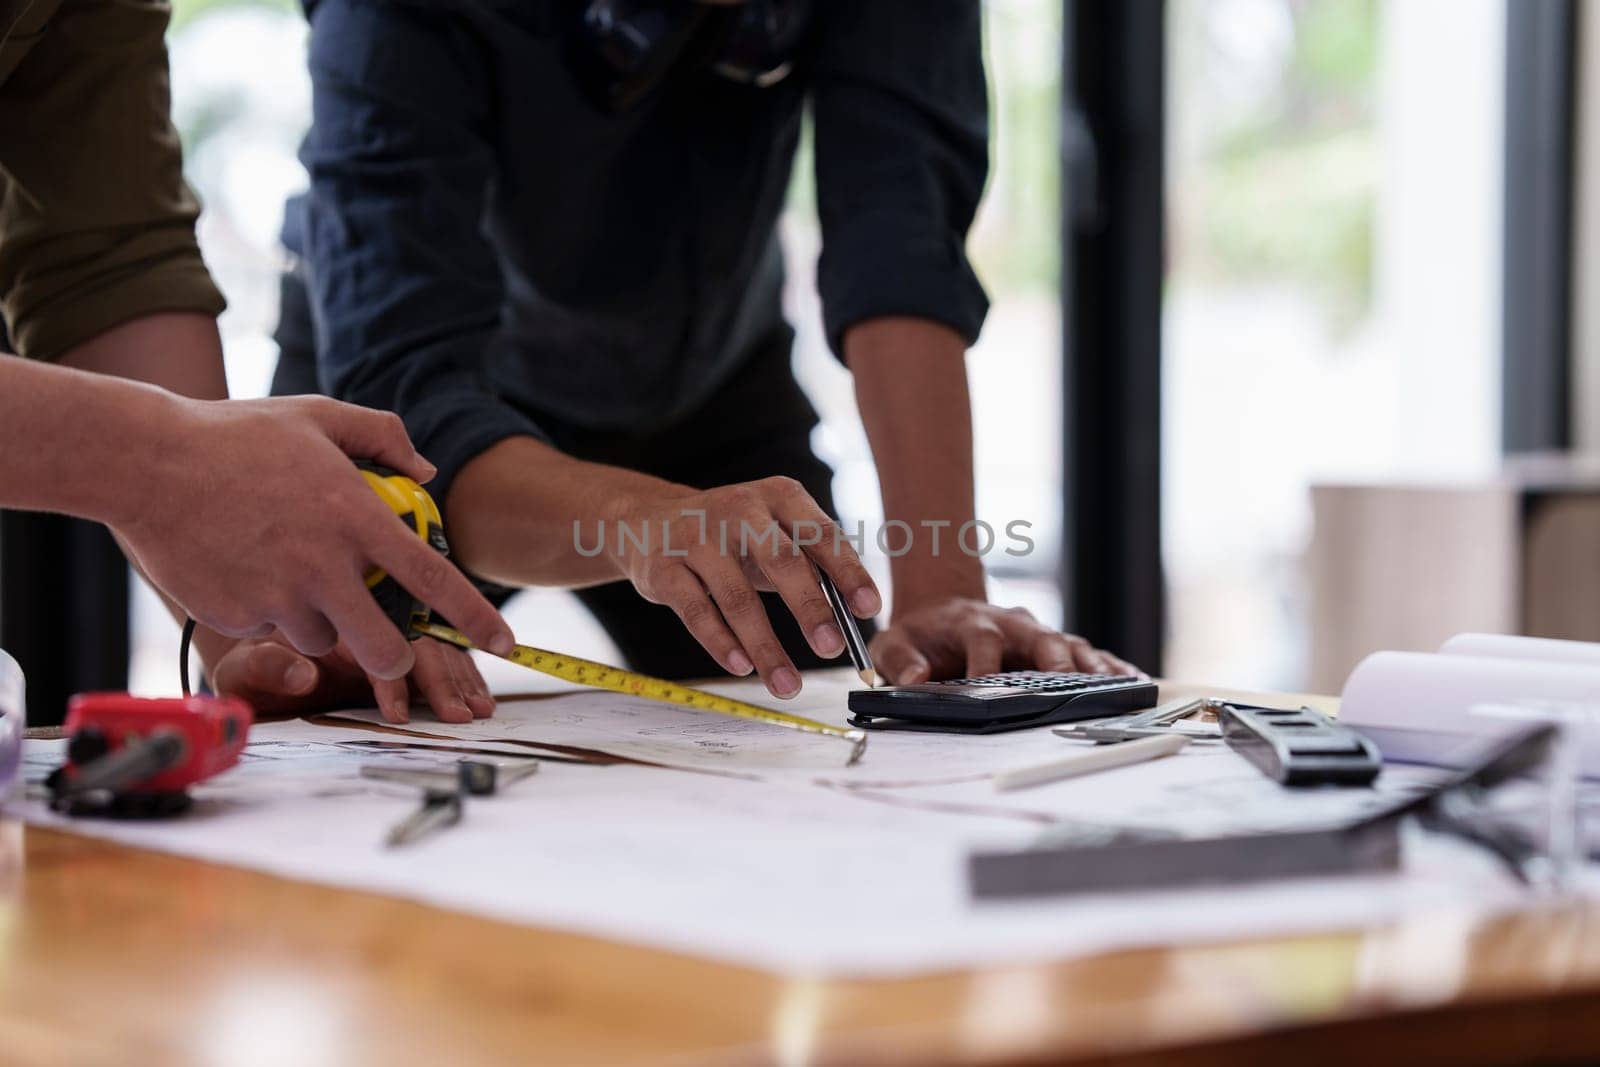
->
<box><xmin>356</xmin><ymin>464</ymin><xmax>866</xmax><ymax>765</ymax></box>
<box><xmin>413</xmin><ymin>620</ymin><xmax>867</xmax><ymax>765</ymax></box>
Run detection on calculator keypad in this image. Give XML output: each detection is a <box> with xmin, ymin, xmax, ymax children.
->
<box><xmin>933</xmin><ymin>671</ymin><xmax>1115</xmax><ymax>693</ymax></box>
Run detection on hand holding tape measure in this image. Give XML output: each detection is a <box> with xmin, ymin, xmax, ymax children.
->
<box><xmin>54</xmin><ymin>461</ymin><xmax>861</xmax><ymax>819</ymax></box>
<box><xmin>355</xmin><ymin>464</ymin><xmax>868</xmax><ymax>764</ymax></box>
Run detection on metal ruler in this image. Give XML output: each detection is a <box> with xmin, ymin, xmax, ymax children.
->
<box><xmin>412</xmin><ymin>620</ymin><xmax>867</xmax><ymax>765</ymax></box>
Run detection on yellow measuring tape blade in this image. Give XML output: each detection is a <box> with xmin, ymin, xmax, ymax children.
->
<box><xmin>412</xmin><ymin>620</ymin><xmax>867</xmax><ymax>765</ymax></box>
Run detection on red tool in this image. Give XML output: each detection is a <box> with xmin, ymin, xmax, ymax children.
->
<box><xmin>46</xmin><ymin>693</ymin><xmax>253</xmax><ymax>817</ymax></box>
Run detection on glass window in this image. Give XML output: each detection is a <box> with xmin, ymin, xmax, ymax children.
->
<box><xmin>1163</xmin><ymin>0</ymin><xmax>1504</xmax><ymax>689</ymax></box>
<box><xmin>787</xmin><ymin>0</ymin><xmax>1066</xmax><ymax>623</ymax></box>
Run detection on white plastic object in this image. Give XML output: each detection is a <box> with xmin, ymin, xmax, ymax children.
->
<box><xmin>0</xmin><ymin>649</ymin><xmax>22</xmax><ymax>803</ymax></box>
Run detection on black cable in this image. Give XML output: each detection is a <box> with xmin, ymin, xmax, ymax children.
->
<box><xmin>179</xmin><ymin>616</ymin><xmax>197</xmax><ymax>697</ymax></box>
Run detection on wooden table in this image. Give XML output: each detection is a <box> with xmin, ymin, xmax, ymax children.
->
<box><xmin>5</xmin><ymin>681</ymin><xmax>1600</xmax><ymax>1066</ymax></box>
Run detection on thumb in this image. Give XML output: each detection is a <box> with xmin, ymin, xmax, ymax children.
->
<box><xmin>212</xmin><ymin>640</ymin><xmax>321</xmax><ymax>705</ymax></box>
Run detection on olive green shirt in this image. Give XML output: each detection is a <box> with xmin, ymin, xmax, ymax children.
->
<box><xmin>0</xmin><ymin>0</ymin><xmax>225</xmax><ymax>361</ymax></box>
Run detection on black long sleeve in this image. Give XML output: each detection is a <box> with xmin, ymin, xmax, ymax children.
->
<box><xmin>811</xmin><ymin>0</ymin><xmax>991</xmax><ymax>356</ymax></box>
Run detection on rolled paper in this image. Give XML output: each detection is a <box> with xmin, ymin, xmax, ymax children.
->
<box><xmin>1340</xmin><ymin>648</ymin><xmax>1600</xmax><ymax>772</ymax></box>
<box><xmin>1440</xmin><ymin>632</ymin><xmax>1600</xmax><ymax>668</ymax></box>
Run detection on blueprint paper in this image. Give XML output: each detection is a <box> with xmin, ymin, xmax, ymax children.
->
<box><xmin>325</xmin><ymin>674</ymin><xmax>1095</xmax><ymax>784</ymax></box>
<box><xmin>6</xmin><ymin>692</ymin><xmax>1549</xmax><ymax>977</ymax></box>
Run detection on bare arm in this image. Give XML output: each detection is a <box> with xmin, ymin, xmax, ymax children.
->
<box><xmin>802</xmin><ymin>0</ymin><xmax>1136</xmax><ymax>679</ymax></box>
<box><xmin>56</xmin><ymin>315</ymin><xmax>234</xmax><ymax>670</ymax></box>
<box><xmin>447</xmin><ymin>436</ymin><xmax>671</xmax><ymax>589</ymax></box>
<box><xmin>31</xmin><ymin>314</ymin><xmax>512</xmax><ymax>682</ymax></box>
<box><xmin>58</xmin><ymin>311</ymin><xmax>228</xmax><ymax>400</ymax></box>
<box><xmin>448</xmin><ymin>437</ymin><xmax>881</xmax><ymax>699</ymax></box>
<box><xmin>844</xmin><ymin>317</ymin><xmax>987</xmax><ymax>609</ymax></box>
<box><xmin>846</xmin><ymin>317</ymin><xmax>1140</xmax><ymax>682</ymax></box>
<box><xmin>49</xmin><ymin>314</ymin><xmax>510</xmax><ymax>717</ymax></box>
<box><xmin>0</xmin><ymin>353</ymin><xmax>190</xmax><ymax>527</ymax></box>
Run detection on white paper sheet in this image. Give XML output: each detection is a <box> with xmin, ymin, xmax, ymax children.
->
<box><xmin>324</xmin><ymin>674</ymin><xmax>1112</xmax><ymax>788</ymax></box>
<box><xmin>7</xmin><ymin>701</ymin><xmax>1545</xmax><ymax>977</ymax></box>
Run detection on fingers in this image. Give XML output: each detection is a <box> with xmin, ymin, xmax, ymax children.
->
<box><xmin>701</xmin><ymin>557</ymin><xmax>800</xmax><ymax>698</ymax></box>
<box><xmin>402</xmin><ymin>639</ymin><xmax>474</xmax><ymax>724</ymax></box>
<box><xmin>447</xmin><ymin>645</ymin><xmax>497</xmax><ymax>718</ymax></box>
<box><xmin>864</xmin><ymin>599</ymin><xmax>1137</xmax><ymax>688</ymax></box>
<box><xmin>368</xmin><ymin>526</ymin><xmax>514</xmax><ymax>656</ymax></box>
<box><xmin>370</xmin><ymin>673</ymin><xmax>413</xmax><ymax>725</ymax></box>
<box><xmin>962</xmin><ymin>623</ymin><xmax>1005</xmax><ymax>678</ymax></box>
<box><xmin>991</xmin><ymin>608</ymin><xmax>1133</xmax><ymax>675</ymax></box>
<box><xmin>1028</xmin><ymin>631</ymin><xmax>1109</xmax><ymax>674</ymax></box>
<box><xmin>305</xmin><ymin>398</ymin><xmax>437</xmax><ymax>484</ymax></box>
<box><xmin>621</xmin><ymin>477</ymin><xmax>886</xmax><ymax>697</ymax></box>
<box><xmin>653</xmin><ymin>563</ymin><xmax>755</xmax><ymax>678</ymax></box>
<box><xmin>201</xmin><ymin>614</ymin><xmax>277</xmax><ymax>642</ymax></box>
<box><xmin>202</xmin><ymin>634</ymin><xmax>501</xmax><ymax>726</ymax></box>
<box><xmin>767</xmin><ymin>480</ymin><xmax>882</xmax><ymax>618</ymax></box>
<box><xmin>315</xmin><ymin>575</ymin><xmax>417</xmax><ymax>681</ymax></box>
<box><xmin>869</xmin><ymin>628</ymin><xmax>931</xmax><ymax>685</ymax></box>
<box><xmin>273</xmin><ymin>609</ymin><xmax>340</xmax><ymax>660</ymax></box>
<box><xmin>1032</xmin><ymin>630</ymin><xmax>1142</xmax><ymax>676</ymax></box>
<box><xmin>748</xmin><ymin>531</ymin><xmax>844</xmax><ymax>661</ymax></box>
<box><xmin>210</xmin><ymin>640</ymin><xmax>321</xmax><ymax>706</ymax></box>
<box><xmin>1101</xmin><ymin>652</ymin><xmax>1146</xmax><ymax>678</ymax></box>
<box><xmin>1073</xmin><ymin>643</ymin><xmax>1121</xmax><ymax>675</ymax></box>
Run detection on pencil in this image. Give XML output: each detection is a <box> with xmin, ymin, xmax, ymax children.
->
<box><xmin>993</xmin><ymin>734</ymin><xmax>1191</xmax><ymax>792</ymax></box>
<box><xmin>817</xmin><ymin>569</ymin><xmax>878</xmax><ymax>688</ymax></box>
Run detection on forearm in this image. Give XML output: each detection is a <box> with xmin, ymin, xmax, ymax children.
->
<box><xmin>0</xmin><ymin>355</ymin><xmax>184</xmax><ymax>527</ymax></box>
<box><xmin>450</xmin><ymin>432</ymin><xmax>884</xmax><ymax>696</ymax></box>
<box><xmin>846</xmin><ymin>327</ymin><xmax>1141</xmax><ymax>681</ymax></box>
<box><xmin>446</xmin><ymin>435</ymin><xmax>680</xmax><ymax>588</ymax></box>
<box><xmin>845</xmin><ymin>316</ymin><xmax>986</xmax><ymax>609</ymax></box>
<box><xmin>57</xmin><ymin>312</ymin><xmax>228</xmax><ymax>400</ymax></box>
<box><xmin>56</xmin><ymin>312</ymin><xmax>231</xmax><ymax>662</ymax></box>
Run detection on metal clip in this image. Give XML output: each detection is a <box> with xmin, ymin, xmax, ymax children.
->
<box><xmin>372</xmin><ymin>758</ymin><xmax>541</xmax><ymax>848</ymax></box>
<box><xmin>386</xmin><ymin>789</ymin><xmax>463</xmax><ymax>848</ymax></box>
<box><xmin>1053</xmin><ymin>696</ymin><xmax>1222</xmax><ymax>743</ymax></box>
<box><xmin>362</xmin><ymin>758</ymin><xmax>540</xmax><ymax>797</ymax></box>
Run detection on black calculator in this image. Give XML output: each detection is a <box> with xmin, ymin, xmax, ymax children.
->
<box><xmin>847</xmin><ymin>671</ymin><xmax>1159</xmax><ymax>735</ymax></box>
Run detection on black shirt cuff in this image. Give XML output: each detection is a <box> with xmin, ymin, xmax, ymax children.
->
<box><xmin>818</xmin><ymin>214</ymin><xmax>990</xmax><ymax>358</ymax></box>
<box><xmin>402</xmin><ymin>387</ymin><xmax>549</xmax><ymax>526</ymax></box>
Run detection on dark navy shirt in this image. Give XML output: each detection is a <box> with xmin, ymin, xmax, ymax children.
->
<box><xmin>292</xmin><ymin>0</ymin><xmax>990</xmax><ymax>507</ymax></box>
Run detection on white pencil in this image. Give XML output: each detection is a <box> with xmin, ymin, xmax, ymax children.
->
<box><xmin>993</xmin><ymin>734</ymin><xmax>1191</xmax><ymax>792</ymax></box>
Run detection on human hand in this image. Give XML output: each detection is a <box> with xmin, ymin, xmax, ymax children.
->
<box><xmin>609</xmin><ymin>476</ymin><xmax>882</xmax><ymax>699</ymax></box>
<box><xmin>869</xmin><ymin>597</ymin><xmax>1142</xmax><ymax>684</ymax></box>
<box><xmin>208</xmin><ymin>634</ymin><xmax>495</xmax><ymax>724</ymax></box>
<box><xmin>115</xmin><ymin>394</ymin><xmax>514</xmax><ymax>679</ymax></box>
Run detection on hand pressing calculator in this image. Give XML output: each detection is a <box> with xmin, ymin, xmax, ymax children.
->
<box><xmin>847</xmin><ymin>671</ymin><xmax>1159</xmax><ymax>735</ymax></box>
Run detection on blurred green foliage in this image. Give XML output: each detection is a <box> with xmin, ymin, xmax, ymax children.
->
<box><xmin>1298</xmin><ymin>0</ymin><xmax>1378</xmax><ymax>94</ymax></box>
<box><xmin>165</xmin><ymin>0</ymin><xmax>299</xmax><ymax>162</ymax></box>
<box><xmin>169</xmin><ymin>0</ymin><xmax>1378</xmax><ymax>320</ymax></box>
<box><xmin>1176</xmin><ymin>0</ymin><xmax>1380</xmax><ymax>329</ymax></box>
<box><xmin>970</xmin><ymin>0</ymin><xmax>1061</xmax><ymax>293</ymax></box>
<box><xmin>171</xmin><ymin>0</ymin><xmax>293</xmax><ymax>32</ymax></box>
<box><xmin>785</xmin><ymin>1</ymin><xmax>1060</xmax><ymax>295</ymax></box>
